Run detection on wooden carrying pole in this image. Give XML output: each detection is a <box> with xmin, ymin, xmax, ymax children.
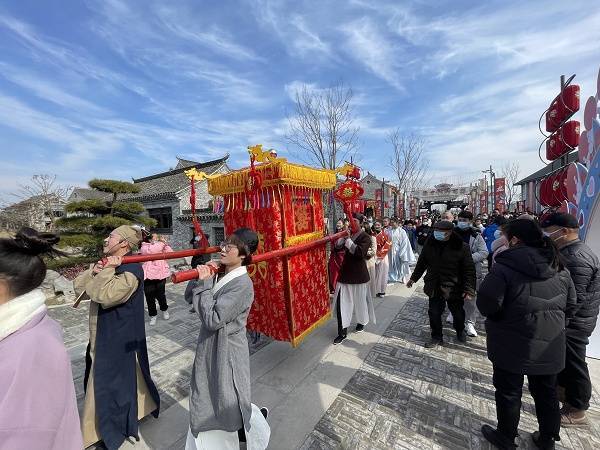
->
<box><xmin>171</xmin><ymin>231</ymin><xmax>348</xmax><ymax>283</ymax></box>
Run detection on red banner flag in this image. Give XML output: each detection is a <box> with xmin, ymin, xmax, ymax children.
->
<box><xmin>494</xmin><ymin>178</ymin><xmax>506</xmax><ymax>212</ymax></box>
<box><xmin>479</xmin><ymin>191</ymin><xmax>488</xmax><ymax>214</ymax></box>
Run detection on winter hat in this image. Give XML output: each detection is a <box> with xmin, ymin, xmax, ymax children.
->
<box><xmin>540</xmin><ymin>212</ymin><xmax>578</xmax><ymax>229</ymax></box>
<box><xmin>113</xmin><ymin>225</ymin><xmax>142</xmax><ymax>249</ymax></box>
<box><xmin>433</xmin><ymin>220</ymin><xmax>454</xmax><ymax>231</ymax></box>
<box><xmin>232</xmin><ymin>228</ymin><xmax>259</xmax><ymax>254</ymax></box>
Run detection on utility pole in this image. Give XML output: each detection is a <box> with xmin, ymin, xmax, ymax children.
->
<box><xmin>482</xmin><ymin>166</ymin><xmax>495</xmax><ymax>213</ymax></box>
<box><xmin>381</xmin><ymin>178</ymin><xmax>385</xmax><ymax>219</ymax></box>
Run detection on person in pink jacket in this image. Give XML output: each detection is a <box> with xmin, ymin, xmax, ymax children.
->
<box><xmin>0</xmin><ymin>228</ymin><xmax>83</xmax><ymax>450</ymax></box>
<box><xmin>141</xmin><ymin>233</ymin><xmax>173</xmax><ymax>325</ymax></box>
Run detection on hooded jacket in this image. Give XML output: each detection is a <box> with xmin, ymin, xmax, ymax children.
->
<box><xmin>559</xmin><ymin>239</ymin><xmax>600</xmax><ymax>336</ymax></box>
<box><xmin>455</xmin><ymin>226</ymin><xmax>489</xmax><ymax>284</ymax></box>
<box><xmin>410</xmin><ymin>231</ymin><xmax>476</xmax><ymax>300</ymax></box>
<box><xmin>477</xmin><ymin>245</ymin><xmax>577</xmax><ymax>375</ymax></box>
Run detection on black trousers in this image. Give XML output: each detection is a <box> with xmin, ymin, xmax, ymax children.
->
<box><xmin>144</xmin><ymin>279</ymin><xmax>168</xmax><ymax>316</ymax></box>
<box><xmin>493</xmin><ymin>367</ymin><xmax>560</xmax><ymax>441</ymax></box>
<box><xmin>336</xmin><ymin>291</ymin><xmax>347</xmax><ymax>337</ymax></box>
<box><xmin>557</xmin><ymin>331</ymin><xmax>592</xmax><ymax>410</ymax></box>
<box><xmin>428</xmin><ymin>296</ymin><xmax>465</xmax><ymax>340</ymax></box>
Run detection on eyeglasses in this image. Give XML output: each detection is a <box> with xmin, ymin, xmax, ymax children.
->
<box><xmin>219</xmin><ymin>242</ymin><xmax>237</xmax><ymax>252</ymax></box>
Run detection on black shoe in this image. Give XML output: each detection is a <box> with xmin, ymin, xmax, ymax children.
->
<box><xmin>355</xmin><ymin>324</ymin><xmax>365</xmax><ymax>333</ymax></box>
<box><xmin>189</xmin><ymin>307</ymin><xmax>195</xmax><ymax>313</ymax></box>
<box><xmin>260</xmin><ymin>407</ymin><xmax>269</xmax><ymax>419</ymax></box>
<box><xmin>424</xmin><ymin>338</ymin><xmax>443</xmax><ymax>349</ymax></box>
<box><xmin>532</xmin><ymin>431</ymin><xmax>556</xmax><ymax>449</ymax></box>
<box><xmin>456</xmin><ymin>331</ymin><xmax>467</xmax><ymax>343</ymax></box>
<box><xmin>481</xmin><ymin>425</ymin><xmax>516</xmax><ymax>449</ymax></box>
<box><xmin>376</xmin><ymin>293</ymin><xmax>385</xmax><ymax>298</ymax></box>
<box><xmin>333</xmin><ymin>334</ymin><xmax>347</xmax><ymax>345</ymax></box>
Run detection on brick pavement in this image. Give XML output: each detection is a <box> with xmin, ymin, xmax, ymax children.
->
<box><xmin>300</xmin><ymin>288</ymin><xmax>600</xmax><ymax>450</ymax></box>
<box><xmin>48</xmin><ymin>281</ymin><xmax>270</xmax><ymax>414</ymax></box>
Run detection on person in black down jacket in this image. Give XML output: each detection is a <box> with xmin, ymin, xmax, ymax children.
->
<box><xmin>541</xmin><ymin>212</ymin><xmax>600</xmax><ymax>427</ymax></box>
<box><xmin>477</xmin><ymin>219</ymin><xmax>576</xmax><ymax>450</ymax></box>
<box><xmin>407</xmin><ymin>220</ymin><xmax>476</xmax><ymax>348</ymax></box>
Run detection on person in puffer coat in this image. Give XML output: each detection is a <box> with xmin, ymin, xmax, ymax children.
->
<box><xmin>477</xmin><ymin>219</ymin><xmax>576</xmax><ymax>450</ymax></box>
<box><xmin>541</xmin><ymin>212</ymin><xmax>600</xmax><ymax>426</ymax></box>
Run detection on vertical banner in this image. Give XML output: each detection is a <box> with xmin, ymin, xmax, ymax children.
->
<box><xmin>375</xmin><ymin>189</ymin><xmax>382</xmax><ymax>218</ymax></box>
<box><xmin>479</xmin><ymin>191</ymin><xmax>488</xmax><ymax>214</ymax></box>
<box><xmin>409</xmin><ymin>197</ymin><xmax>417</xmax><ymax>218</ymax></box>
<box><xmin>398</xmin><ymin>197</ymin><xmax>405</xmax><ymax>220</ymax></box>
<box><xmin>494</xmin><ymin>178</ymin><xmax>506</xmax><ymax>211</ymax></box>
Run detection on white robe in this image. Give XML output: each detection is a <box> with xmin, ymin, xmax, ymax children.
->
<box><xmin>367</xmin><ymin>236</ymin><xmax>378</xmax><ymax>298</ymax></box>
<box><xmin>374</xmin><ymin>256</ymin><xmax>390</xmax><ymax>294</ymax></box>
<box><xmin>335</xmin><ymin>282</ymin><xmax>376</xmax><ymax>329</ymax></box>
<box><xmin>388</xmin><ymin>227</ymin><xmax>416</xmax><ymax>283</ymax></box>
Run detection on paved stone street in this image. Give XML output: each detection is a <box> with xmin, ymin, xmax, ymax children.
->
<box><xmin>48</xmin><ymin>281</ymin><xmax>600</xmax><ymax>449</ymax></box>
<box><xmin>300</xmin><ymin>287</ymin><xmax>600</xmax><ymax>450</ymax></box>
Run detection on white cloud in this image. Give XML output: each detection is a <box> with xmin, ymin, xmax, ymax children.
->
<box><xmin>340</xmin><ymin>18</ymin><xmax>405</xmax><ymax>91</ymax></box>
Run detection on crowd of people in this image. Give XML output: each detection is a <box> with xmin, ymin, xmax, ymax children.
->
<box><xmin>0</xmin><ymin>206</ymin><xmax>599</xmax><ymax>450</ymax></box>
<box><xmin>329</xmin><ymin>208</ymin><xmax>599</xmax><ymax>449</ymax></box>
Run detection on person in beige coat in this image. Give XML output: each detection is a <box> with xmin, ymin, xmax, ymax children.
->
<box><xmin>73</xmin><ymin>225</ymin><xmax>160</xmax><ymax>450</ymax></box>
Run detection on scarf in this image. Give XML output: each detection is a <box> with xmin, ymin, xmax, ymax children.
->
<box><xmin>212</xmin><ymin>265</ymin><xmax>248</xmax><ymax>295</ymax></box>
<box><xmin>0</xmin><ymin>288</ymin><xmax>47</xmax><ymax>341</ymax></box>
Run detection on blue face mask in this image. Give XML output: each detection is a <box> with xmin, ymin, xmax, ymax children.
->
<box><xmin>433</xmin><ymin>231</ymin><xmax>447</xmax><ymax>241</ymax></box>
<box><xmin>494</xmin><ymin>229</ymin><xmax>502</xmax><ymax>239</ymax></box>
<box><xmin>457</xmin><ymin>221</ymin><xmax>470</xmax><ymax>230</ymax></box>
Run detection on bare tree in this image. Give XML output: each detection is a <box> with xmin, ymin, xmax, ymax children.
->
<box><xmin>388</xmin><ymin>131</ymin><xmax>430</xmax><ymax>196</ymax></box>
<box><xmin>286</xmin><ymin>81</ymin><xmax>359</xmax><ymax>170</ymax></box>
<box><xmin>501</xmin><ymin>162</ymin><xmax>521</xmax><ymax>210</ymax></box>
<box><xmin>11</xmin><ymin>175</ymin><xmax>73</xmax><ymax>231</ymax></box>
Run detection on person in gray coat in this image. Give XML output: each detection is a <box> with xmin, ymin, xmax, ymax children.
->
<box><xmin>450</xmin><ymin>210</ymin><xmax>489</xmax><ymax>337</ymax></box>
<box><xmin>187</xmin><ymin>228</ymin><xmax>269</xmax><ymax>450</ymax></box>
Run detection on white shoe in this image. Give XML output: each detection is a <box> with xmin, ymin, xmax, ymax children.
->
<box><xmin>465</xmin><ymin>322</ymin><xmax>478</xmax><ymax>337</ymax></box>
<box><xmin>149</xmin><ymin>316</ymin><xmax>157</xmax><ymax>326</ymax></box>
<box><xmin>163</xmin><ymin>311</ymin><xmax>170</xmax><ymax>320</ymax></box>
<box><xmin>446</xmin><ymin>313</ymin><xmax>453</xmax><ymax>324</ymax></box>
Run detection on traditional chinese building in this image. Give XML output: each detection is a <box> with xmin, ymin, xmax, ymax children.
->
<box><xmin>127</xmin><ymin>155</ymin><xmax>230</xmax><ymax>249</ymax></box>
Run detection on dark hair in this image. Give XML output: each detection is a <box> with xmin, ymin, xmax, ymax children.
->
<box><xmin>226</xmin><ymin>234</ymin><xmax>253</xmax><ymax>266</ymax></box>
<box><xmin>503</xmin><ymin>219</ymin><xmax>563</xmax><ymax>270</ymax></box>
<box><xmin>362</xmin><ymin>224</ymin><xmax>373</xmax><ymax>236</ymax></box>
<box><xmin>0</xmin><ymin>227</ymin><xmax>62</xmax><ymax>297</ymax></box>
<box><xmin>494</xmin><ymin>216</ymin><xmax>508</xmax><ymax>226</ymax></box>
<box><xmin>458</xmin><ymin>210</ymin><xmax>473</xmax><ymax>220</ymax></box>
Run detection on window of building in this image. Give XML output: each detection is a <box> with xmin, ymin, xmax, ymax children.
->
<box><xmin>213</xmin><ymin>227</ymin><xmax>225</xmax><ymax>246</ymax></box>
<box><xmin>148</xmin><ymin>207</ymin><xmax>173</xmax><ymax>233</ymax></box>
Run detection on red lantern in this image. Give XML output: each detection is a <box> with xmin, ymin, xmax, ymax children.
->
<box><xmin>545</xmin><ymin>84</ymin><xmax>580</xmax><ymax>133</ymax></box>
<box><xmin>560</xmin><ymin>120</ymin><xmax>580</xmax><ymax>148</ymax></box>
<box><xmin>546</xmin><ymin>133</ymin><xmax>563</xmax><ymax>160</ymax></box>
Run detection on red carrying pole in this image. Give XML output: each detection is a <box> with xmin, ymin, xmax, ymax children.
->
<box><xmin>111</xmin><ymin>246</ymin><xmax>221</xmax><ymax>265</ymax></box>
<box><xmin>171</xmin><ymin>231</ymin><xmax>348</xmax><ymax>283</ymax></box>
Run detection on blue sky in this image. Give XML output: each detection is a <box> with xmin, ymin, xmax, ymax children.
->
<box><xmin>1</xmin><ymin>0</ymin><xmax>599</xmax><ymax>202</ymax></box>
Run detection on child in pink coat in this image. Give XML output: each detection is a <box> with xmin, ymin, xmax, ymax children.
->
<box><xmin>141</xmin><ymin>233</ymin><xmax>173</xmax><ymax>325</ymax></box>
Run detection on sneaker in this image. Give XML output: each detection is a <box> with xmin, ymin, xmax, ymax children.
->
<box><xmin>149</xmin><ymin>316</ymin><xmax>157</xmax><ymax>326</ymax></box>
<box><xmin>446</xmin><ymin>313</ymin><xmax>453</xmax><ymax>324</ymax></box>
<box><xmin>481</xmin><ymin>425</ymin><xmax>516</xmax><ymax>449</ymax></box>
<box><xmin>189</xmin><ymin>307</ymin><xmax>196</xmax><ymax>314</ymax></box>
<box><xmin>465</xmin><ymin>322</ymin><xmax>478</xmax><ymax>337</ymax></box>
<box><xmin>424</xmin><ymin>338</ymin><xmax>443</xmax><ymax>349</ymax></box>
<box><xmin>560</xmin><ymin>405</ymin><xmax>589</xmax><ymax>427</ymax></box>
<box><xmin>531</xmin><ymin>431</ymin><xmax>557</xmax><ymax>449</ymax></box>
<box><xmin>376</xmin><ymin>293</ymin><xmax>385</xmax><ymax>298</ymax></box>
<box><xmin>333</xmin><ymin>334</ymin><xmax>347</xmax><ymax>345</ymax></box>
<box><xmin>355</xmin><ymin>324</ymin><xmax>365</xmax><ymax>333</ymax></box>
<box><xmin>260</xmin><ymin>407</ymin><xmax>269</xmax><ymax>419</ymax></box>
<box><xmin>456</xmin><ymin>331</ymin><xmax>467</xmax><ymax>343</ymax></box>
<box><xmin>163</xmin><ymin>311</ymin><xmax>170</xmax><ymax>320</ymax></box>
